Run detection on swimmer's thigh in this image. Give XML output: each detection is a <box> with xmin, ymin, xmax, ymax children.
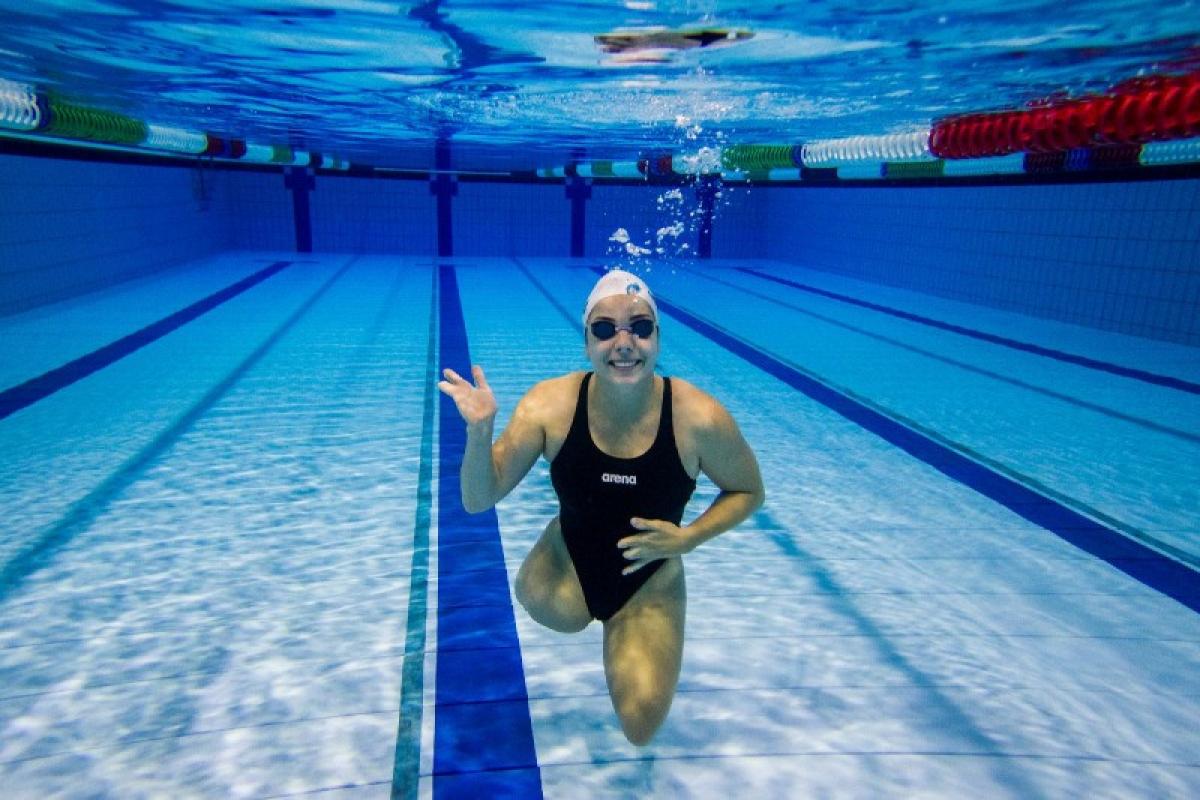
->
<box><xmin>602</xmin><ymin>557</ymin><xmax>686</xmax><ymax>745</ymax></box>
<box><xmin>515</xmin><ymin>516</ymin><xmax>591</xmax><ymax>633</ymax></box>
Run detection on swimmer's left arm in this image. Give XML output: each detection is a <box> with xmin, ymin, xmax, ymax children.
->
<box><xmin>618</xmin><ymin>395</ymin><xmax>764</xmax><ymax>573</ymax></box>
<box><xmin>678</xmin><ymin>396</ymin><xmax>765</xmax><ymax>548</ymax></box>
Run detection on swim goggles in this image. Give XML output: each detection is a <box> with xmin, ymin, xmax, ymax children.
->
<box><xmin>589</xmin><ymin>318</ymin><xmax>655</xmax><ymax>340</ymax></box>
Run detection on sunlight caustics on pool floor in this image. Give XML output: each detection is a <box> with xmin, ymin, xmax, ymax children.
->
<box><xmin>0</xmin><ymin>254</ymin><xmax>1197</xmax><ymax>798</ymax></box>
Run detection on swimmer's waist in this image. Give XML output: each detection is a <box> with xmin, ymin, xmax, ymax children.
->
<box><xmin>559</xmin><ymin>491</ymin><xmax>691</xmax><ymax>534</ymax></box>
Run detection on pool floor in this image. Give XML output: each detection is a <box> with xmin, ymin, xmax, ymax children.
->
<box><xmin>0</xmin><ymin>254</ymin><xmax>1197</xmax><ymax>798</ymax></box>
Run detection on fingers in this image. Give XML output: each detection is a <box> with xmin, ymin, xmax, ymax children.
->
<box><xmin>441</xmin><ymin>367</ymin><xmax>466</xmax><ymax>386</ymax></box>
<box><xmin>441</xmin><ymin>366</ymin><xmax>491</xmax><ymax>393</ymax></box>
<box><xmin>622</xmin><ymin>556</ymin><xmax>659</xmax><ymax>575</ymax></box>
<box><xmin>617</xmin><ymin>519</ymin><xmax>681</xmax><ymax>572</ymax></box>
<box><xmin>618</xmin><ymin>539</ymin><xmax>651</xmax><ymax>565</ymax></box>
<box><xmin>438</xmin><ymin>369</ymin><xmax>470</xmax><ymax>401</ymax></box>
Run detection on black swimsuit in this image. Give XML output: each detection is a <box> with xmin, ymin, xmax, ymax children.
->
<box><xmin>550</xmin><ymin>372</ymin><xmax>697</xmax><ymax>621</ymax></box>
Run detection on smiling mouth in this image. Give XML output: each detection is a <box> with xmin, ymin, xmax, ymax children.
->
<box><xmin>609</xmin><ymin>359</ymin><xmax>642</xmax><ymax>369</ymax></box>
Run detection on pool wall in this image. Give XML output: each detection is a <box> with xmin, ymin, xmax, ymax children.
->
<box><xmin>1</xmin><ymin>152</ymin><xmax>1197</xmax><ymax>345</ymax></box>
<box><xmin>0</xmin><ymin>154</ymin><xmax>231</xmax><ymax>314</ymax></box>
<box><xmin>751</xmin><ymin>181</ymin><xmax>1200</xmax><ymax>345</ymax></box>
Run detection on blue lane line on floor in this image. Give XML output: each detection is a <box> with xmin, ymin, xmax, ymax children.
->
<box><xmin>738</xmin><ymin>267</ymin><xmax>1200</xmax><ymax>395</ymax></box>
<box><xmin>692</xmin><ymin>266</ymin><xmax>1200</xmax><ymax>446</ymax></box>
<box><xmin>0</xmin><ymin>261</ymin><xmax>294</xmax><ymax>422</ymax></box>
<box><xmin>435</xmin><ymin>264</ymin><xmax>543</xmax><ymax>797</ymax></box>
<box><xmin>589</xmin><ymin>267</ymin><xmax>1200</xmax><ymax>614</ymax></box>
<box><xmin>0</xmin><ymin>259</ymin><xmax>352</xmax><ymax>605</ymax></box>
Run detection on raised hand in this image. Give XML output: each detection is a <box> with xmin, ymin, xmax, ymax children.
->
<box><xmin>437</xmin><ymin>365</ymin><xmax>498</xmax><ymax>427</ymax></box>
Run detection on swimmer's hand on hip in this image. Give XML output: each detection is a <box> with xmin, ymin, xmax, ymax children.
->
<box><xmin>438</xmin><ymin>365</ymin><xmax>497</xmax><ymax>428</ymax></box>
<box><xmin>618</xmin><ymin>518</ymin><xmax>696</xmax><ymax>575</ymax></box>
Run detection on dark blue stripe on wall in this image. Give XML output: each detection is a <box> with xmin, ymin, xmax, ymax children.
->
<box><xmin>284</xmin><ymin>168</ymin><xmax>315</xmax><ymax>253</ymax></box>
<box><xmin>738</xmin><ymin>267</ymin><xmax>1200</xmax><ymax>395</ymax></box>
<box><xmin>433</xmin><ymin>139</ymin><xmax>456</xmax><ymax>257</ymax></box>
<box><xmin>590</xmin><ymin>267</ymin><xmax>1200</xmax><ymax>614</ymax></box>
<box><xmin>566</xmin><ymin>177</ymin><xmax>591</xmax><ymax>258</ymax></box>
<box><xmin>0</xmin><ymin>261</ymin><xmax>293</xmax><ymax>422</ymax></box>
<box><xmin>435</xmin><ymin>265</ymin><xmax>542</xmax><ymax>797</ymax></box>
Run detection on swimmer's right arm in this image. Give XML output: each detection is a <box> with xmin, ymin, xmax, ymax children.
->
<box><xmin>437</xmin><ymin>365</ymin><xmax>545</xmax><ymax>513</ymax></box>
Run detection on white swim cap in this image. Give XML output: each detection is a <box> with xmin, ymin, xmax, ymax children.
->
<box><xmin>582</xmin><ymin>269</ymin><xmax>657</xmax><ymax>326</ymax></box>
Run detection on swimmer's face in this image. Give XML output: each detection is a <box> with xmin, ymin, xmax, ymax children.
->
<box><xmin>585</xmin><ymin>294</ymin><xmax>658</xmax><ymax>384</ymax></box>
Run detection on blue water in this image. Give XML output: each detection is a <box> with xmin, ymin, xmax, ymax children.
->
<box><xmin>1</xmin><ymin>1</ymin><xmax>1199</xmax><ymax>796</ymax></box>
<box><xmin>0</xmin><ymin>254</ymin><xmax>1197</xmax><ymax>796</ymax></box>
<box><xmin>1</xmin><ymin>1</ymin><xmax>1198</xmax><ymax>169</ymax></box>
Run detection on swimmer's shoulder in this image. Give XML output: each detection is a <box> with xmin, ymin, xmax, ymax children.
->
<box><xmin>518</xmin><ymin>371</ymin><xmax>588</xmax><ymax>425</ymax></box>
<box><xmin>516</xmin><ymin>372</ymin><xmax>586</xmax><ymax>457</ymax></box>
<box><xmin>667</xmin><ymin>376</ymin><xmax>734</xmax><ymax>433</ymax></box>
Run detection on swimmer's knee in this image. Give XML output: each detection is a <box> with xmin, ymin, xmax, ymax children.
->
<box><xmin>513</xmin><ymin>571</ymin><xmax>545</xmax><ymax>620</ymax></box>
<box><xmin>622</xmin><ymin>718</ymin><xmax>659</xmax><ymax>747</ymax></box>
<box><xmin>515</xmin><ymin>572</ymin><xmax>590</xmax><ymax>633</ymax></box>
<box><xmin>522</xmin><ymin>596</ymin><xmax>590</xmax><ymax>633</ymax></box>
<box><xmin>615</xmin><ymin>696</ymin><xmax>669</xmax><ymax>746</ymax></box>
<box><xmin>514</xmin><ymin>558</ymin><xmax>536</xmax><ymax>605</ymax></box>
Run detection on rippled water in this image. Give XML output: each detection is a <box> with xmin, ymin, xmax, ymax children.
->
<box><xmin>0</xmin><ymin>1</ymin><xmax>1197</xmax><ymax>168</ymax></box>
